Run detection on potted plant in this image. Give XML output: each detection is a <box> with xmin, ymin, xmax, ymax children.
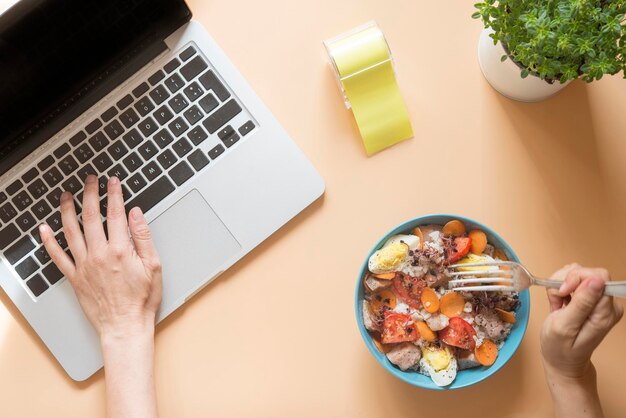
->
<box><xmin>473</xmin><ymin>0</ymin><xmax>626</xmax><ymax>102</ymax></box>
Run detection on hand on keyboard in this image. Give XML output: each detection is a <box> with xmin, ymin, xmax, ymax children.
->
<box><xmin>39</xmin><ymin>175</ymin><xmax>163</xmax><ymax>338</ymax></box>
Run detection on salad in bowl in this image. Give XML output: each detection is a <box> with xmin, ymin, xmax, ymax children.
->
<box><xmin>357</xmin><ymin>215</ymin><xmax>529</xmax><ymax>389</ymax></box>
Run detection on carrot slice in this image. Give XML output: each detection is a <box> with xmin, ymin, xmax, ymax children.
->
<box><xmin>475</xmin><ymin>339</ymin><xmax>498</xmax><ymax>366</ymax></box>
<box><xmin>412</xmin><ymin>227</ymin><xmax>424</xmax><ymax>250</ymax></box>
<box><xmin>495</xmin><ymin>308</ymin><xmax>517</xmax><ymax>324</ymax></box>
<box><xmin>370</xmin><ymin>289</ymin><xmax>396</xmax><ymax>315</ymax></box>
<box><xmin>372</xmin><ymin>337</ymin><xmax>393</xmax><ymax>354</ymax></box>
<box><xmin>443</xmin><ymin>220</ymin><xmax>466</xmax><ymax>237</ymax></box>
<box><xmin>415</xmin><ymin>320</ymin><xmax>437</xmax><ymax>342</ymax></box>
<box><xmin>420</xmin><ymin>287</ymin><xmax>440</xmax><ymax>313</ymax></box>
<box><xmin>493</xmin><ymin>248</ymin><xmax>508</xmax><ymax>261</ymax></box>
<box><xmin>468</xmin><ymin>230</ymin><xmax>487</xmax><ymax>255</ymax></box>
<box><xmin>372</xmin><ymin>272</ymin><xmax>396</xmax><ymax>280</ymax></box>
<box><xmin>440</xmin><ymin>292</ymin><xmax>465</xmax><ymax>317</ymax></box>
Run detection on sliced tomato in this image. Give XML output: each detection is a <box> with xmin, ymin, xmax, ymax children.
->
<box><xmin>446</xmin><ymin>237</ymin><xmax>472</xmax><ymax>263</ymax></box>
<box><xmin>439</xmin><ymin>317</ymin><xmax>477</xmax><ymax>350</ymax></box>
<box><xmin>392</xmin><ymin>272</ymin><xmax>426</xmax><ymax>309</ymax></box>
<box><xmin>381</xmin><ymin>312</ymin><xmax>419</xmax><ymax>344</ymax></box>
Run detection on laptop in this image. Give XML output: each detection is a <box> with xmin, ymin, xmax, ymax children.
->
<box><xmin>0</xmin><ymin>0</ymin><xmax>324</xmax><ymax>381</ymax></box>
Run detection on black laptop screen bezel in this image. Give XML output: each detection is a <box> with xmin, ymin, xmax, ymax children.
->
<box><xmin>0</xmin><ymin>0</ymin><xmax>192</xmax><ymax>176</ymax></box>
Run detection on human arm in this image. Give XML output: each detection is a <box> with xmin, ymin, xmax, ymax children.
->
<box><xmin>540</xmin><ymin>265</ymin><xmax>623</xmax><ymax>418</ymax></box>
<box><xmin>40</xmin><ymin>175</ymin><xmax>162</xmax><ymax>418</ymax></box>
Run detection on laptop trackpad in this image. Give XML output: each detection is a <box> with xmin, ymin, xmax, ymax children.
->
<box><xmin>149</xmin><ymin>190</ymin><xmax>241</xmax><ymax>315</ymax></box>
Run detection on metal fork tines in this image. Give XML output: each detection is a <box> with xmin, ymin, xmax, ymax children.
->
<box><xmin>447</xmin><ymin>260</ymin><xmax>519</xmax><ymax>292</ymax></box>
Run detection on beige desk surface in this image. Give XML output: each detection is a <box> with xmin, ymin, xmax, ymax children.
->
<box><xmin>2</xmin><ymin>1</ymin><xmax>626</xmax><ymax>417</ymax></box>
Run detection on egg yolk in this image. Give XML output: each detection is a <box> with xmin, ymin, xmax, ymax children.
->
<box><xmin>373</xmin><ymin>242</ymin><xmax>408</xmax><ymax>270</ymax></box>
<box><xmin>423</xmin><ymin>348</ymin><xmax>451</xmax><ymax>371</ymax></box>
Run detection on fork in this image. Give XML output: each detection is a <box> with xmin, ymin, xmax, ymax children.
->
<box><xmin>446</xmin><ymin>260</ymin><xmax>626</xmax><ymax>298</ymax></box>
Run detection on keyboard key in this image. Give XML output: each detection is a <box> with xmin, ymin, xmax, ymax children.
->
<box><xmin>27</xmin><ymin>179</ymin><xmax>48</xmax><ymax>199</ymax></box>
<box><xmin>0</xmin><ymin>192</ymin><xmax>5</xmax><ymax>205</ymax></box>
<box><xmin>154</xmin><ymin>106</ymin><xmax>174</xmax><ymax>125</ymax></box>
<box><xmin>16</xmin><ymin>212</ymin><xmax>36</xmax><ymax>232</ymax></box>
<box><xmin>98</xmin><ymin>176</ymin><xmax>108</xmax><ymax>197</ymax></box>
<box><xmin>62</xmin><ymin>175</ymin><xmax>82</xmax><ymax>194</ymax></box>
<box><xmin>198</xmin><ymin>93</ymin><xmax>219</xmax><ymax>114</ymax></box>
<box><xmin>108</xmin><ymin>140</ymin><xmax>129</xmax><ymax>160</ymax></box>
<box><xmin>37</xmin><ymin>155</ymin><xmax>55</xmax><ymax>171</ymax></box>
<box><xmin>202</xmin><ymin>100</ymin><xmax>242</xmax><ymax>134</ymax></box>
<box><xmin>89</xmin><ymin>131</ymin><xmax>109</xmax><ymax>152</ymax></box>
<box><xmin>218</xmin><ymin>126</ymin><xmax>236</xmax><ymax>140</ymax></box>
<box><xmin>58</xmin><ymin>155</ymin><xmax>79</xmax><ymax>176</ymax></box>
<box><xmin>188</xmin><ymin>126</ymin><xmax>208</xmax><ymax>145</ymax></box>
<box><xmin>183</xmin><ymin>105</ymin><xmax>203</xmax><ymax>125</ymax></box>
<box><xmin>168</xmin><ymin>94</ymin><xmax>189</xmax><ymax>113</ymax></box>
<box><xmin>55</xmin><ymin>231</ymin><xmax>68</xmax><ymax>250</ymax></box>
<box><xmin>7</xmin><ymin>179</ymin><xmax>23</xmax><ymax>196</ymax></box>
<box><xmin>132</xmin><ymin>82</ymin><xmax>149</xmax><ymax>98</ymax></box>
<box><xmin>46</xmin><ymin>212</ymin><xmax>62</xmax><ymax>232</ymax></box>
<box><xmin>46</xmin><ymin>188</ymin><xmax>63</xmax><ymax>208</ymax></box>
<box><xmin>138</xmin><ymin>140</ymin><xmax>158</xmax><ymax>160</ymax></box>
<box><xmin>149</xmin><ymin>85</ymin><xmax>170</xmax><ymax>105</ymax></box>
<box><xmin>42</xmin><ymin>263</ymin><xmax>63</xmax><ymax>284</ymax></box>
<box><xmin>73</xmin><ymin>143</ymin><xmax>94</xmax><ymax>164</ymax></box>
<box><xmin>188</xmin><ymin>149</ymin><xmax>209</xmax><ymax>171</ymax></box>
<box><xmin>70</xmin><ymin>131</ymin><xmax>87</xmax><ymax>147</ymax></box>
<box><xmin>94</xmin><ymin>152</ymin><xmax>113</xmax><ymax>172</ymax></box>
<box><xmin>31</xmin><ymin>200</ymin><xmax>52</xmax><ymax>220</ymax></box>
<box><xmin>134</xmin><ymin>97</ymin><xmax>155</xmax><ymax>117</ymax></box>
<box><xmin>0</xmin><ymin>223</ymin><xmax>20</xmax><ymax>250</ymax></box>
<box><xmin>53</xmin><ymin>143</ymin><xmax>71</xmax><ymax>159</ymax></box>
<box><xmin>157</xmin><ymin>149</ymin><xmax>177</xmax><ymax>169</ymax></box>
<box><xmin>124</xmin><ymin>176</ymin><xmax>175</xmax><ymax>215</ymax></box>
<box><xmin>22</xmin><ymin>167</ymin><xmax>38</xmax><ymax>184</ymax></box>
<box><xmin>85</xmin><ymin>120</ymin><xmax>102</xmax><ymax>135</ymax></box>
<box><xmin>5</xmin><ymin>236</ymin><xmax>35</xmax><ymax>264</ymax></box>
<box><xmin>27</xmin><ymin>274</ymin><xmax>49</xmax><ymax>297</ymax></box>
<box><xmin>180</xmin><ymin>45</ymin><xmax>197</xmax><ymax>61</ymax></box>
<box><xmin>148</xmin><ymin>70</ymin><xmax>165</xmax><ymax>86</ymax></box>
<box><xmin>43</xmin><ymin>167</ymin><xmax>63</xmax><ymax>187</ymax></box>
<box><xmin>208</xmin><ymin>144</ymin><xmax>225</xmax><ymax>160</ymax></box>
<box><xmin>199</xmin><ymin>70</ymin><xmax>231</xmax><ymax>101</ymax></box>
<box><xmin>238</xmin><ymin>120</ymin><xmax>256</xmax><ymax>136</ymax></box>
<box><xmin>0</xmin><ymin>202</ymin><xmax>17</xmax><ymax>223</ymax></box>
<box><xmin>169</xmin><ymin>117</ymin><xmax>189</xmax><ymax>137</ymax></box>
<box><xmin>142</xmin><ymin>161</ymin><xmax>162</xmax><ymax>182</ymax></box>
<box><xmin>127</xmin><ymin>173</ymin><xmax>147</xmax><ymax>193</ymax></box>
<box><xmin>12</xmin><ymin>190</ymin><xmax>33</xmax><ymax>211</ymax></box>
<box><xmin>169</xmin><ymin>161</ymin><xmax>194</xmax><ymax>186</ymax></box>
<box><xmin>77</xmin><ymin>164</ymin><xmax>97</xmax><ymax>181</ymax></box>
<box><xmin>172</xmin><ymin>138</ymin><xmax>193</xmax><ymax>157</ymax></box>
<box><xmin>31</xmin><ymin>226</ymin><xmax>42</xmax><ymax>244</ymax></box>
<box><xmin>164</xmin><ymin>58</ymin><xmax>181</xmax><ymax>73</ymax></box>
<box><xmin>222</xmin><ymin>133</ymin><xmax>240</xmax><ymax>148</ymax></box>
<box><xmin>117</xmin><ymin>94</ymin><xmax>134</xmax><ymax>110</ymax></box>
<box><xmin>108</xmin><ymin>164</ymin><xmax>129</xmax><ymax>181</ymax></box>
<box><xmin>165</xmin><ymin>73</ymin><xmax>185</xmax><ymax>93</ymax></box>
<box><xmin>122</xmin><ymin>128</ymin><xmax>143</xmax><ymax>149</ymax></box>
<box><xmin>138</xmin><ymin>117</ymin><xmax>158</xmax><ymax>137</ymax></box>
<box><xmin>104</xmin><ymin>120</ymin><xmax>125</xmax><ymax>140</ymax></box>
<box><xmin>153</xmin><ymin>130</ymin><xmax>174</xmax><ymax>149</ymax></box>
<box><xmin>181</xmin><ymin>56</ymin><xmax>208</xmax><ymax>81</ymax></box>
<box><xmin>122</xmin><ymin>152</ymin><xmax>143</xmax><ymax>173</ymax></box>
<box><xmin>15</xmin><ymin>257</ymin><xmax>38</xmax><ymax>279</ymax></box>
<box><xmin>101</xmin><ymin>106</ymin><xmax>118</xmax><ymax>122</ymax></box>
<box><xmin>184</xmin><ymin>82</ymin><xmax>204</xmax><ymax>102</ymax></box>
<box><xmin>34</xmin><ymin>246</ymin><xmax>51</xmax><ymax>265</ymax></box>
<box><xmin>119</xmin><ymin>108</ymin><xmax>140</xmax><ymax>129</ymax></box>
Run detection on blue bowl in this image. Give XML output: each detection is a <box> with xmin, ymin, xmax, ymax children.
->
<box><xmin>355</xmin><ymin>214</ymin><xmax>530</xmax><ymax>390</ymax></box>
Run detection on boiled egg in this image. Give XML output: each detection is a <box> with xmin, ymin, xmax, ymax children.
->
<box><xmin>368</xmin><ymin>234</ymin><xmax>421</xmax><ymax>274</ymax></box>
<box><xmin>455</xmin><ymin>253</ymin><xmax>498</xmax><ymax>272</ymax></box>
<box><xmin>419</xmin><ymin>345</ymin><xmax>458</xmax><ymax>387</ymax></box>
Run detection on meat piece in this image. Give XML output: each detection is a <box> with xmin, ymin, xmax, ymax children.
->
<box><xmin>483</xmin><ymin>244</ymin><xmax>495</xmax><ymax>257</ymax></box>
<box><xmin>424</xmin><ymin>271</ymin><xmax>449</xmax><ymax>288</ymax></box>
<box><xmin>457</xmin><ymin>351</ymin><xmax>481</xmax><ymax>370</ymax></box>
<box><xmin>475</xmin><ymin>310</ymin><xmax>507</xmax><ymax>341</ymax></box>
<box><xmin>426</xmin><ymin>313</ymin><xmax>449</xmax><ymax>331</ymax></box>
<box><xmin>362</xmin><ymin>301</ymin><xmax>380</xmax><ymax>332</ymax></box>
<box><xmin>365</xmin><ymin>275</ymin><xmax>392</xmax><ymax>292</ymax></box>
<box><xmin>386</xmin><ymin>342</ymin><xmax>421</xmax><ymax>371</ymax></box>
<box><xmin>493</xmin><ymin>294</ymin><xmax>520</xmax><ymax>311</ymax></box>
<box><xmin>420</xmin><ymin>225</ymin><xmax>444</xmax><ymax>244</ymax></box>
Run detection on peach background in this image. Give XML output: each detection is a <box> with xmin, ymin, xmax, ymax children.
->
<box><xmin>2</xmin><ymin>0</ymin><xmax>626</xmax><ymax>417</ymax></box>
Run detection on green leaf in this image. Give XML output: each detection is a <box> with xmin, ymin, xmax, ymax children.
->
<box><xmin>521</xmin><ymin>68</ymin><xmax>530</xmax><ymax>78</ymax></box>
<box><xmin>501</xmin><ymin>54</ymin><xmax>508</xmax><ymax>62</ymax></box>
<box><xmin>472</xmin><ymin>11</ymin><xmax>481</xmax><ymax>19</ymax></box>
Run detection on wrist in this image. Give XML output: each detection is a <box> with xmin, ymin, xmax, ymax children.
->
<box><xmin>99</xmin><ymin>312</ymin><xmax>156</xmax><ymax>347</ymax></box>
<box><xmin>543</xmin><ymin>360</ymin><xmax>597</xmax><ymax>388</ymax></box>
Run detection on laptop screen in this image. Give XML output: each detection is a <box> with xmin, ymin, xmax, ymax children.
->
<box><xmin>0</xmin><ymin>0</ymin><xmax>191</xmax><ymax>172</ymax></box>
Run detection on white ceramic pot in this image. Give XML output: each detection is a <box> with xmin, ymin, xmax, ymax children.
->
<box><xmin>477</xmin><ymin>28</ymin><xmax>571</xmax><ymax>102</ymax></box>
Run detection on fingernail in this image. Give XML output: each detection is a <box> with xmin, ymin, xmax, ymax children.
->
<box><xmin>109</xmin><ymin>176</ymin><xmax>119</xmax><ymax>185</ymax></box>
<box><xmin>589</xmin><ymin>278</ymin><xmax>605</xmax><ymax>292</ymax></box>
<box><xmin>86</xmin><ymin>174</ymin><xmax>97</xmax><ymax>183</ymax></box>
<box><xmin>559</xmin><ymin>282</ymin><xmax>567</xmax><ymax>293</ymax></box>
<box><xmin>132</xmin><ymin>207</ymin><xmax>143</xmax><ymax>221</ymax></box>
<box><xmin>60</xmin><ymin>191</ymin><xmax>72</xmax><ymax>201</ymax></box>
<box><xmin>39</xmin><ymin>224</ymin><xmax>48</xmax><ymax>235</ymax></box>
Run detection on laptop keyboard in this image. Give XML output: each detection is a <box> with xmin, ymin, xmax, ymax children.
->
<box><xmin>0</xmin><ymin>44</ymin><xmax>256</xmax><ymax>299</ymax></box>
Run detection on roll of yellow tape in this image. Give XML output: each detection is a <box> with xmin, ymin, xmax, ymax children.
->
<box><xmin>324</xmin><ymin>22</ymin><xmax>413</xmax><ymax>156</ymax></box>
